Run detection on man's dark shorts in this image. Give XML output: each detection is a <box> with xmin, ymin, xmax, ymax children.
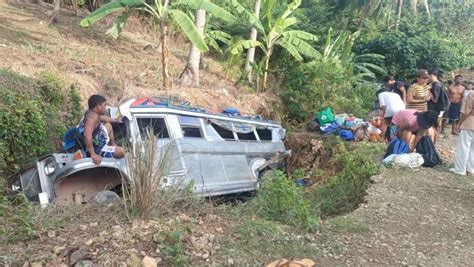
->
<box><xmin>443</xmin><ymin>103</ymin><xmax>462</xmax><ymax>122</ymax></box>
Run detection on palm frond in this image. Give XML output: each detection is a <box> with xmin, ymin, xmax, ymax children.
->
<box><xmin>169</xmin><ymin>9</ymin><xmax>208</xmax><ymax>52</ymax></box>
<box><xmin>80</xmin><ymin>0</ymin><xmax>144</xmax><ymax>27</ymax></box>
<box><xmin>105</xmin><ymin>11</ymin><xmax>132</xmax><ymax>38</ymax></box>
<box><xmin>230</xmin><ymin>40</ymin><xmax>264</xmax><ymax>55</ymax></box>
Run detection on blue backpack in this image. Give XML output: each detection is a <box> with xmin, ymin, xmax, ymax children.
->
<box><xmin>384</xmin><ymin>138</ymin><xmax>409</xmax><ymax>159</ymax></box>
<box><xmin>62</xmin><ymin>127</ymin><xmax>85</xmax><ymax>153</ymax></box>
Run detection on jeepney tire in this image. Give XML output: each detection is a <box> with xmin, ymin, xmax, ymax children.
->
<box><xmin>90</xmin><ymin>190</ymin><xmax>120</xmax><ymax>205</ymax></box>
<box><xmin>257</xmin><ymin>169</ymin><xmax>275</xmax><ymax>189</ymax></box>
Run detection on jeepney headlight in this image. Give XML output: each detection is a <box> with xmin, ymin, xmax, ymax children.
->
<box><xmin>11</xmin><ymin>180</ymin><xmax>21</xmax><ymax>191</ymax></box>
<box><xmin>44</xmin><ymin>163</ymin><xmax>56</xmax><ymax>175</ymax></box>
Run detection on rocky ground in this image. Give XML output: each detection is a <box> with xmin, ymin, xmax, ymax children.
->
<box><xmin>318</xmin><ymin>133</ymin><xmax>474</xmax><ymax>266</ymax></box>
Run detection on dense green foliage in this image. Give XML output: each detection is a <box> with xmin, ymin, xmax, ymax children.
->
<box><xmin>253</xmin><ymin>170</ymin><xmax>319</xmax><ymax>230</ymax></box>
<box><xmin>240</xmin><ymin>137</ymin><xmax>381</xmax><ymax>230</ymax></box>
<box><xmin>0</xmin><ymin>69</ymin><xmax>82</xmax><ymax>181</ymax></box>
<box><xmin>308</xmin><ymin>138</ymin><xmax>382</xmax><ymax>217</ymax></box>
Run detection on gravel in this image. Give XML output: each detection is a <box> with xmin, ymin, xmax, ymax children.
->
<box><xmin>319</xmin><ymin>134</ymin><xmax>474</xmax><ymax>266</ymax></box>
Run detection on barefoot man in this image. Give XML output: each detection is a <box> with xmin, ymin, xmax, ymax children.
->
<box><xmin>443</xmin><ymin>75</ymin><xmax>465</xmax><ymax>135</ymax></box>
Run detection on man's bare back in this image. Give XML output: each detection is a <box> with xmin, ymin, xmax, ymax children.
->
<box><xmin>448</xmin><ymin>84</ymin><xmax>465</xmax><ymax>104</ymax></box>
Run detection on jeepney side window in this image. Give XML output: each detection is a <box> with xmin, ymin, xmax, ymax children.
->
<box><xmin>237</xmin><ymin>131</ymin><xmax>257</xmax><ymax>141</ymax></box>
<box><xmin>210</xmin><ymin>122</ymin><xmax>235</xmax><ymax>141</ymax></box>
<box><xmin>179</xmin><ymin>115</ymin><xmax>203</xmax><ymax>138</ymax></box>
<box><xmin>256</xmin><ymin>128</ymin><xmax>272</xmax><ymax>141</ymax></box>
<box><xmin>136</xmin><ymin>117</ymin><xmax>169</xmax><ymax>139</ymax></box>
<box><xmin>233</xmin><ymin>122</ymin><xmax>257</xmax><ymax>141</ymax></box>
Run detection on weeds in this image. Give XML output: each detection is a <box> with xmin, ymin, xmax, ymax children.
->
<box><xmin>0</xmin><ymin>192</ymin><xmax>126</xmax><ymax>245</ymax></box>
<box><xmin>155</xmin><ymin>227</ymin><xmax>190</xmax><ymax>266</ymax></box>
<box><xmin>0</xmin><ymin>194</ymin><xmax>35</xmax><ymax>244</ymax></box>
<box><xmin>251</xmin><ymin>170</ymin><xmax>319</xmax><ymax>231</ymax></box>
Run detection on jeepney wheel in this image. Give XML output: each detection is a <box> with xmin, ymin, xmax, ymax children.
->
<box><xmin>90</xmin><ymin>190</ymin><xmax>120</xmax><ymax>205</ymax></box>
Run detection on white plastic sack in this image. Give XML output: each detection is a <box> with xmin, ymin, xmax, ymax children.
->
<box><xmin>382</xmin><ymin>154</ymin><xmax>398</xmax><ymax>165</ymax></box>
<box><xmin>383</xmin><ymin>153</ymin><xmax>424</xmax><ymax>169</ymax></box>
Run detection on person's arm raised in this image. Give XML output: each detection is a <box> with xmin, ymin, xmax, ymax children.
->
<box><xmin>99</xmin><ymin>115</ymin><xmax>123</xmax><ymax>124</ymax></box>
<box><xmin>84</xmin><ymin>113</ymin><xmax>102</xmax><ymax>165</ymax></box>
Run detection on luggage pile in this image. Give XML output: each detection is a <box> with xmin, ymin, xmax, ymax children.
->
<box><xmin>308</xmin><ymin>107</ymin><xmax>382</xmax><ymax>142</ymax></box>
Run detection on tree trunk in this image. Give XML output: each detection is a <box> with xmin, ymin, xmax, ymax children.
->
<box><xmin>179</xmin><ymin>9</ymin><xmax>206</xmax><ymax>87</ymax></box>
<box><xmin>244</xmin><ymin>0</ymin><xmax>261</xmax><ymax>84</ymax></box>
<box><xmin>359</xmin><ymin>0</ymin><xmax>373</xmax><ymax>27</ymax></box>
<box><xmin>421</xmin><ymin>0</ymin><xmax>430</xmax><ymax>17</ymax></box>
<box><xmin>396</xmin><ymin>0</ymin><xmax>403</xmax><ymax>30</ymax></box>
<box><xmin>50</xmin><ymin>0</ymin><xmax>60</xmax><ymax>24</ymax></box>
<box><xmin>410</xmin><ymin>0</ymin><xmax>418</xmax><ymax>15</ymax></box>
<box><xmin>161</xmin><ymin>0</ymin><xmax>170</xmax><ymax>91</ymax></box>
<box><xmin>262</xmin><ymin>50</ymin><xmax>272</xmax><ymax>92</ymax></box>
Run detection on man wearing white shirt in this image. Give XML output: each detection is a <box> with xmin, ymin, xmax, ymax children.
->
<box><xmin>378</xmin><ymin>91</ymin><xmax>406</xmax><ymax>141</ymax></box>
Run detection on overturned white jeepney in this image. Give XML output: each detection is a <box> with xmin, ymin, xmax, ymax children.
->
<box><xmin>11</xmin><ymin>97</ymin><xmax>290</xmax><ymax>204</ymax></box>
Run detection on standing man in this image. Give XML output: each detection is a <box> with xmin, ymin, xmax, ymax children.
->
<box><xmin>381</xmin><ymin>75</ymin><xmax>407</xmax><ymax>103</ymax></box>
<box><xmin>406</xmin><ymin>69</ymin><xmax>431</xmax><ymax>112</ymax></box>
<box><xmin>78</xmin><ymin>95</ymin><xmax>125</xmax><ymax>165</ymax></box>
<box><xmin>444</xmin><ymin>75</ymin><xmax>465</xmax><ymax>135</ymax></box>
<box><xmin>427</xmin><ymin>69</ymin><xmax>444</xmax><ymax>113</ymax></box>
<box><xmin>450</xmin><ymin>91</ymin><xmax>474</xmax><ymax>176</ymax></box>
<box><xmin>427</xmin><ymin>69</ymin><xmax>446</xmax><ymax>142</ymax></box>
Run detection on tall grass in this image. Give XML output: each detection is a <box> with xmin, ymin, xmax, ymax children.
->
<box><xmin>121</xmin><ymin>132</ymin><xmax>204</xmax><ymax>219</ymax></box>
<box><xmin>122</xmin><ymin>132</ymin><xmax>173</xmax><ymax>219</ymax></box>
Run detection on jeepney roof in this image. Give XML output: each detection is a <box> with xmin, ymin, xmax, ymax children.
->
<box><xmin>118</xmin><ymin>97</ymin><xmax>282</xmax><ymax>127</ymax></box>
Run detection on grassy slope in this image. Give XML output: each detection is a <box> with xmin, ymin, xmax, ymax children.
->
<box><xmin>0</xmin><ymin>0</ymin><xmax>279</xmax><ymax>118</ymax></box>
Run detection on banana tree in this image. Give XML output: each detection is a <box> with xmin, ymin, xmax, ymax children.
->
<box><xmin>244</xmin><ymin>0</ymin><xmax>262</xmax><ymax>84</ymax></box>
<box><xmin>80</xmin><ymin>0</ymin><xmax>228</xmax><ymax>90</ymax></box>
<box><xmin>230</xmin><ymin>0</ymin><xmax>320</xmax><ymax>91</ymax></box>
<box><xmin>205</xmin><ymin>30</ymin><xmax>232</xmax><ymax>53</ymax></box>
<box><xmin>322</xmin><ymin>29</ymin><xmax>386</xmax><ymax>83</ymax></box>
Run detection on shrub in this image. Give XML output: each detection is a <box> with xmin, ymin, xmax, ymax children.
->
<box><xmin>0</xmin><ymin>91</ymin><xmax>48</xmax><ymax>178</ymax></box>
<box><xmin>356</xmin><ymin>25</ymin><xmax>472</xmax><ymax>79</ymax></box>
<box><xmin>279</xmin><ymin>56</ymin><xmax>379</xmax><ymax>126</ymax></box>
<box><xmin>309</xmin><ymin>138</ymin><xmax>382</xmax><ymax>217</ymax></box>
<box><xmin>0</xmin><ymin>69</ymin><xmax>82</xmax><ymax>183</ymax></box>
<box><xmin>253</xmin><ymin>170</ymin><xmax>319</xmax><ymax>231</ymax></box>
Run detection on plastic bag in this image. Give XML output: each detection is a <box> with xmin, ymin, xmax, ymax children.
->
<box><xmin>318</xmin><ymin>107</ymin><xmax>335</xmax><ymax>125</ymax></box>
<box><xmin>383</xmin><ymin>153</ymin><xmax>424</xmax><ymax>169</ymax></box>
<box><xmin>334</xmin><ymin>113</ymin><xmax>348</xmax><ymax>126</ymax></box>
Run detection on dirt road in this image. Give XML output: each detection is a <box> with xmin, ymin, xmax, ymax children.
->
<box><xmin>320</xmin><ymin>134</ymin><xmax>474</xmax><ymax>266</ymax></box>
